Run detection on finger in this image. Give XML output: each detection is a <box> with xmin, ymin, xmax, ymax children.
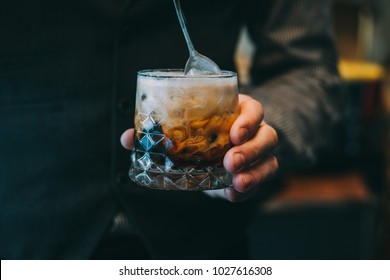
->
<box><xmin>232</xmin><ymin>155</ymin><xmax>279</xmax><ymax>194</ymax></box>
<box><xmin>224</xmin><ymin>122</ymin><xmax>278</xmax><ymax>173</ymax></box>
<box><xmin>230</xmin><ymin>94</ymin><xmax>264</xmax><ymax>145</ymax></box>
<box><xmin>120</xmin><ymin>129</ymin><xmax>135</xmax><ymax>150</ymax></box>
<box><xmin>223</xmin><ymin>186</ymin><xmax>258</xmax><ymax>203</ymax></box>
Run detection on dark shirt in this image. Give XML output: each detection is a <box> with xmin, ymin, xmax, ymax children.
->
<box><xmin>0</xmin><ymin>0</ymin><xmax>343</xmax><ymax>259</ymax></box>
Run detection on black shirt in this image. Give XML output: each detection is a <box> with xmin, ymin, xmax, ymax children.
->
<box><xmin>0</xmin><ymin>0</ymin><xmax>343</xmax><ymax>259</ymax></box>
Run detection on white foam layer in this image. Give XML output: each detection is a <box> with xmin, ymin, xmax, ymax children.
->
<box><xmin>135</xmin><ymin>70</ymin><xmax>238</xmax><ymax>121</ymax></box>
<box><xmin>137</xmin><ymin>72</ymin><xmax>237</xmax><ymax>88</ymax></box>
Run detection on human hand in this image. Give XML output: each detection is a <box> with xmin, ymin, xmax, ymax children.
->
<box><xmin>219</xmin><ymin>94</ymin><xmax>279</xmax><ymax>202</ymax></box>
<box><xmin>120</xmin><ymin>94</ymin><xmax>278</xmax><ymax>203</ymax></box>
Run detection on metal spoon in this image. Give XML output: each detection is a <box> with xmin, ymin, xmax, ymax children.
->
<box><xmin>173</xmin><ymin>0</ymin><xmax>222</xmax><ymax>76</ymax></box>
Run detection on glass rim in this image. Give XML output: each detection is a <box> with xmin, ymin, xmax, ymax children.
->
<box><xmin>137</xmin><ymin>69</ymin><xmax>237</xmax><ymax>79</ymax></box>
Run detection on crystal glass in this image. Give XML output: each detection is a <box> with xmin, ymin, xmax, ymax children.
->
<box><xmin>129</xmin><ymin>69</ymin><xmax>239</xmax><ymax>190</ymax></box>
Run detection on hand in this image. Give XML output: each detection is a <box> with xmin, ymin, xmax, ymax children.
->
<box><xmin>221</xmin><ymin>94</ymin><xmax>278</xmax><ymax>202</ymax></box>
<box><xmin>120</xmin><ymin>94</ymin><xmax>279</xmax><ymax>203</ymax></box>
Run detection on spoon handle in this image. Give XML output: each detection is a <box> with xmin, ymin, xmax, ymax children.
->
<box><xmin>173</xmin><ymin>0</ymin><xmax>196</xmax><ymax>55</ymax></box>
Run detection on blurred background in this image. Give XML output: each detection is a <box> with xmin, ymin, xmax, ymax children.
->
<box><xmin>236</xmin><ymin>0</ymin><xmax>390</xmax><ymax>259</ymax></box>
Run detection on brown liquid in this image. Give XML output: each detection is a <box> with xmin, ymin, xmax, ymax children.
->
<box><xmin>162</xmin><ymin>112</ymin><xmax>238</xmax><ymax>167</ymax></box>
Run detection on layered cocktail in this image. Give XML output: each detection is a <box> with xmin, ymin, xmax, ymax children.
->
<box><xmin>129</xmin><ymin>69</ymin><xmax>238</xmax><ymax>190</ymax></box>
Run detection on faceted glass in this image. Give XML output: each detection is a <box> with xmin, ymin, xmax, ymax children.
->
<box><xmin>129</xmin><ymin>69</ymin><xmax>239</xmax><ymax>190</ymax></box>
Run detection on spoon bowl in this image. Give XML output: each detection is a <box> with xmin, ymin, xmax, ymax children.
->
<box><xmin>184</xmin><ymin>50</ymin><xmax>222</xmax><ymax>76</ymax></box>
<box><xmin>173</xmin><ymin>0</ymin><xmax>222</xmax><ymax>76</ymax></box>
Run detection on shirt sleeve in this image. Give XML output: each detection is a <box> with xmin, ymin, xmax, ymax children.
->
<box><xmin>245</xmin><ymin>0</ymin><xmax>346</xmax><ymax>172</ymax></box>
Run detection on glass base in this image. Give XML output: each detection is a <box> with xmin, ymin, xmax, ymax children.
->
<box><xmin>129</xmin><ymin>164</ymin><xmax>233</xmax><ymax>191</ymax></box>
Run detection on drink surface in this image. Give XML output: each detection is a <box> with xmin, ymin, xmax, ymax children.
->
<box><xmin>130</xmin><ymin>70</ymin><xmax>238</xmax><ymax>190</ymax></box>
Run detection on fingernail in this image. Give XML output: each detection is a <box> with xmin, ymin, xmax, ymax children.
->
<box><xmin>239</xmin><ymin>128</ymin><xmax>248</xmax><ymax>143</ymax></box>
<box><xmin>233</xmin><ymin>152</ymin><xmax>244</xmax><ymax>172</ymax></box>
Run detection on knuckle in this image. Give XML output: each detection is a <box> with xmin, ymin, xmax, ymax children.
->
<box><xmin>272</xmin><ymin>128</ymin><xmax>278</xmax><ymax>145</ymax></box>
<box><xmin>270</xmin><ymin>156</ymin><xmax>279</xmax><ymax>174</ymax></box>
<box><xmin>245</xmin><ymin>97</ymin><xmax>263</xmax><ymax>116</ymax></box>
<box><xmin>235</xmin><ymin>173</ymin><xmax>254</xmax><ymax>193</ymax></box>
<box><xmin>256</xmin><ymin>100</ymin><xmax>264</xmax><ymax>113</ymax></box>
<box><xmin>265</xmin><ymin>125</ymin><xmax>278</xmax><ymax>147</ymax></box>
<box><xmin>247</xmin><ymin>96</ymin><xmax>262</xmax><ymax>109</ymax></box>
